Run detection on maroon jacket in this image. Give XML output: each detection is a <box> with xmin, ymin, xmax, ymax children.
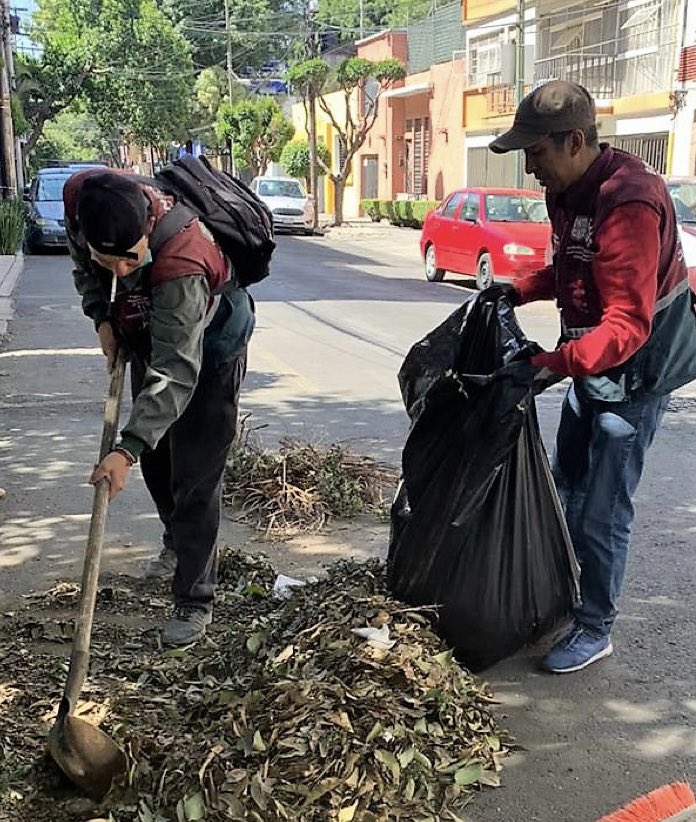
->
<box><xmin>64</xmin><ymin>168</ymin><xmax>229</xmax><ymax>292</ymax></box>
<box><xmin>517</xmin><ymin>146</ymin><xmax>696</xmax><ymax>399</ymax></box>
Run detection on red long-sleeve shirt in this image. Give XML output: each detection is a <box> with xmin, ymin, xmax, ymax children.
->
<box><xmin>517</xmin><ymin>202</ymin><xmax>660</xmax><ymax>378</ymax></box>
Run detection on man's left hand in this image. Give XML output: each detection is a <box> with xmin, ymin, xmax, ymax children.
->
<box><xmin>90</xmin><ymin>451</ymin><xmax>131</xmax><ymax>501</ymax></box>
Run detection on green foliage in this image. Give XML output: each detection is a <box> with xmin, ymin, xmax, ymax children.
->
<box><xmin>285</xmin><ymin>59</ymin><xmax>331</xmax><ymax>96</ymax></box>
<box><xmin>188</xmin><ymin>68</ymin><xmax>247</xmax><ymax>151</ymax></box>
<box><xmin>317</xmin><ymin>0</ymin><xmax>433</xmax><ymax>42</ymax></box>
<box><xmin>10</xmin><ymin>96</ymin><xmax>29</xmax><ymax>137</ymax></box>
<box><xmin>0</xmin><ymin>201</ymin><xmax>26</xmax><ymax>254</ymax></box>
<box><xmin>360</xmin><ymin>199</ymin><xmax>381</xmax><ymax>222</ymax></box>
<box><xmin>280</xmin><ymin>140</ymin><xmax>331</xmax><ymax>186</ymax></box>
<box><xmin>316</xmin><ymin>449</ymin><xmax>366</xmax><ymax>519</ymax></box>
<box><xmin>369</xmin><ymin>200</ymin><xmax>439</xmax><ymax>228</ymax></box>
<box><xmin>158</xmin><ymin>0</ymin><xmax>296</xmax><ymax>76</ymax></box>
<box><xmin>336</xmin><ymin>57</ymin><xmax>405</xmax><ymax>90</ymax></box>
<box><xmin>23</xmin><ymin>0</ymin><xmax>193</xmax><ymax>156</ymax></box>
<box><xmin>216</xmin><ymin>97</ymin><xmax>295</xmax><ymax>177</ymax></box>
<box><xmin>194</xmin><ymin>67</ymin><xmax>246</xmax><ymax>123</ymax></box>
<box><xmin>410</xmin><ymin>200</ymin><xmax>439</xmax><ymax>225</ymax></box>
<box><xmin>86</xmin><ymin>0</ymin><xmax>194</xmax><ymax>147</ymax></box>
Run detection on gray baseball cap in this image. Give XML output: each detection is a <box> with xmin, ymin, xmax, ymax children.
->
<box><xmin>489</xmin><ymin>80</ymin><xmax>596</xmax><ymax>154</ymax></box>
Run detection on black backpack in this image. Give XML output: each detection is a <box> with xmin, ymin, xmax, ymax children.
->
<box><xmin>150</xmin><ymin>155</ymin><xmax>275</xmax><ymax>288</ymax></box>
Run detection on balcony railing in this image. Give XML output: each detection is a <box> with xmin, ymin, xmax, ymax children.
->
<box><xmin>534</xmin><ymin>53</ymin><xmax>614</xmax><ymax>98</ymax></box>
<box><xmin>534</xmin><ymin>43</ymin><xmax>675</xmax><ymax>100</ymax></box>
<box><xmin>486</xmin><ymin>84</ymin><xmax>517</xmax><ymax>115</ymax></box>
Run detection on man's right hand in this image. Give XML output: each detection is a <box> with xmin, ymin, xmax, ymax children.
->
<box><xmin>479</xmin><ymin>284</ymin><xmax>522</xmax><ymax>306</ymax></box>
<box><xmin>97</xmin><ymin>321</ymin><xmax>118</xmax><ymax>373</ymax></box>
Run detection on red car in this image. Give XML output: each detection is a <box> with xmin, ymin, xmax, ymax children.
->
<box><xmin>420</xmin><ymin>187</ymin><xmax>551</xmax><ymax>289</ymax></box>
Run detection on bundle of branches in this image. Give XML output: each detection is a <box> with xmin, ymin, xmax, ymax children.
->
<box><xmin>224</xmin><ymin>430</ymin><xmax>399</xmax><ymax>535</ymax></box>
<box><xmin>0</xmin><ymin>552</ymin><xmax>510</xmax><ymax>822</ymax></box>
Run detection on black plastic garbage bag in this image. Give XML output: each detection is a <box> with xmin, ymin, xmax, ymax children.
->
<box><xmin>388</xmin><ymin>294</ymin><xmax>580</xmax><ymax>672</ymax></box>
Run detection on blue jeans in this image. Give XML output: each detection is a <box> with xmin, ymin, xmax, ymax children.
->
<box><xmin>552</xmin><ymin>382</ymin><xmax>669</xmax><ymax>636</ymax></box>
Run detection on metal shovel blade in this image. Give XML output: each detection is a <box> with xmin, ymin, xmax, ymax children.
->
<box><xmin>47</xmin><ymin>698</ymin><xmax>126</xmax><ymax>799</ymax></box>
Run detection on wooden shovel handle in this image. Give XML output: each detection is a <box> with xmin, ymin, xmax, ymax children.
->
<box><xmin>62</xmin><ymin>353</ymin><xmax>127</xmax><ymax>712</ymax></box>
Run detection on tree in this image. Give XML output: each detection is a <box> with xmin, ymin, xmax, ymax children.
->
<box><xmin>216</xmin><ymin>97</ymin><xmax>295</xmax><ymax>178</ymax></box>
<box><xmin>28</xmin><ymin>106</ymin><xmax>115</xmax><ymax>174</ymax></box>
<box><xmin>317</xmin><ymin>0</ymin><xmax>432</xmax><ymax>43</ymax></box>
<box><xmin>22</xmin><ymin>0</ymin><xmax>193</xmax><ymax>157</ymax></box>
<box><xmin>287</xmin><ymin>56</ymin><xmax>405</xmax><ymax>225</ymax></box>
<box><xmin>157</xmin><ymin>0</ymin><xmax>300</xmax><ymax>75</ymax></box>
<box><xmin>280</xmin><ymin>140</ymin><xmax>330</xmax><ymax>191</ymax></box>
<box><xmin>86</xmin><ymin>0</ymin><xmax>194</xmax><ymax>157</ymax></box>
<box><xmin>188</xmin><ymin>67</ymin><xmax>246</xmax><ymax>151</ymax></box>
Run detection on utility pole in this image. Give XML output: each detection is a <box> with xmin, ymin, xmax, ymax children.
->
<box><xmin>305</xmin><ymin>0</ymin><xmax>319</xmax><ymax>231</ymax></box>
<box><xmin>0</xmin><ymin>0</ymin><xmax>17</xmax><ymax>199</ymax></box>
<box><xmin>359</xmin><ymin>0</ymin><xmax>364</xmax><ymax>39</ymax></box>
<box><xmin>514</xmin><ymin>0</ymin><xmax>525</xmax><ymax>188</ymax></box>
<box><xmin>223</xmin><ymin>0</ymin><xmax>237</xmax><ymax>176</ymax></box>
<box><xmin>2</xmin><ymin>5</ymin><xmax>21</xmax><ymax>192</ymax></box>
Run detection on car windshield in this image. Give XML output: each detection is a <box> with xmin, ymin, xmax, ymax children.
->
<box><xmin>485</xmin><ymin>194</ymin><xmax>548</xmax><ymax>223</ymax></box>
<box><xmin>668</xmin><ymin>182</ymin><xmax>696</xmax><ymax>224</ymax></box>
<box><xmin>257</xmin><ymin>180</ymin><xmax>304</xmax><ymax>198</ymax></box>
<box><xmin>37</xmin><ymin>176</ymin><xmax>68</xmax><ymax>201</ymax></box>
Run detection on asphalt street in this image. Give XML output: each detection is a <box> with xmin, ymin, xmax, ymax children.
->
<box><xmin>0</xmin><ymin>228</ymin><xmax>695</xmax><ymax>820</ymax></box>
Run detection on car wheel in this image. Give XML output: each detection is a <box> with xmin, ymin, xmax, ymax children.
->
<box><xmin>425</xmin><ymin>244</ymin><xmax>445</xmax><ymax>282</ymax></box>
<box><xmin>476</xmin><ymin>253</ymin><xmax>494</xmax><ymax>290</ymax></box>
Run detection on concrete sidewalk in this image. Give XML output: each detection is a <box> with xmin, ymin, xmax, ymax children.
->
<box><xmin>0</xmin><ymin>252</ymin><xmax>24</xmax><ymax>336</ymax></box>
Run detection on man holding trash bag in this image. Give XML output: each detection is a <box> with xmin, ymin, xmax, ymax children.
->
<box><xmin>486</xmin><ymin>80</ymin><xmax>696</xmax><ymax>673</ymax></box>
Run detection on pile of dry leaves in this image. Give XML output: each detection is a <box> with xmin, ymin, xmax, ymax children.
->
<box><xmin>223</xmin><ymin>431</ymin><xmax>399</xmax><ymax>535</ymax></box>
<box><xmin>0</xmin><ymin>552</ymin><xmax>509</xmax><ymax>822</ymax></box>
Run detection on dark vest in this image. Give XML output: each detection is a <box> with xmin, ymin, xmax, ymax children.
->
<box><xmin>548</xmin><ymin>145</ymin><xmax>696</xmax><ymax>400</ymax></box>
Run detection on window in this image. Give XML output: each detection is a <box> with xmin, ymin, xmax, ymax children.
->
<box><xmin>621</xmin><ymin>2</ymin><xmax>660</xmax><ymax>30</ymax></box>
<box><xmin>484</xmin><ymin>194</ymin><xmax>549</xmax><ymax>223</ymax></box>
<box><xmin>668</xmin><ymin>182</ymin><xmax>696</xmax><ymax>223</ymax></box>
<box><xmin>37</xmin><ymin>176</ymin><xmax>68</xmax><ymax>202</ymax></box>
<box><xmin>460</xmin><ymin>193</ymin><xmax>480</xmax><ymax>221</ymax></box>
<box><xmin>467</xmin><ymin>31</ymin><xmax>505</xmax><ymax>88</ymax></box>
<box><xmin>551</xmin><ymin>25</ymin><xmax>583</xmax><ymax>51</ymax></box>
<box><xmin>618</xmin><ymin>0</ymin><xmax>663</xmax><ymax>54</ymax></box>
<box><xmin>442</xmin><ymin>193</ymin><xmax>464</xmax><ymax>218</ymax></box>
<box><xmin>257</xmin><ymin>179</ymin><xmax>305</xmax><ymax>198</ymax></box>
<box><xmin>404</xmin><ymin>117</ymin><xmax>431</xmax><ymax>197</ymax></box>
<box><xmin>334</xmin><ymin>135</ymin><xmax>347</xmax><ymax>175</ymax></box>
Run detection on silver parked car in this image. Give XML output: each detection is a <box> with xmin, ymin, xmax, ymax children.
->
<box><xmin>250</xmin><ymin>176</ymin><xmax>315</xmax><ymax>235</ymax></box>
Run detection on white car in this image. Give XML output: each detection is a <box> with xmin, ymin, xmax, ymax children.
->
<box><xmin>250</xmin><ymin>176</ymin><xmax>315</xmax><ymax>235</ymax></box>
<box><xmin>666</xmin><ymin>178</ymin><xmax>696</xmax><ymax>290</ymax></box>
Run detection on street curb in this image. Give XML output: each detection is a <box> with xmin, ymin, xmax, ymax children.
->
<box><xmin>0</xmin><ymin>253</ymin><xmax>25</xmax><ymax>337</ymax></box>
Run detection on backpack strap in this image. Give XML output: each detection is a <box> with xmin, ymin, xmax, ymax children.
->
<box><xmin>149</xmin><ymin>203</ymin><xmax>198</xmax><ymax>256</ymax></box>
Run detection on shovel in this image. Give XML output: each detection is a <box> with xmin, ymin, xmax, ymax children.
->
<box><xmin>47</xmin><ymin>352</ymin><xmax>128</xmax><ymax>799</ymax></box>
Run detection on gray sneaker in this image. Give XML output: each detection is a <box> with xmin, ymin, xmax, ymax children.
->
<box><xmin>143</xmin><ymin>546</ymin><xmax>177</xmax><ymax>579</ymax></box>
<box><xmin>162</xmin><ymin>605</ymin><xmax>212</xmax><ymax>646</ymax></box>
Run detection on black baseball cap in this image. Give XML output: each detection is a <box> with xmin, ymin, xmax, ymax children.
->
<box><xmin>490</xmin><ymin>80</ymin><xmax>596</xmax><ymax>154</ymax></box>
<box><xmin>77</xmin><ymin>173</ymin><xmax>150</xmax><ymax>259</ymax></box>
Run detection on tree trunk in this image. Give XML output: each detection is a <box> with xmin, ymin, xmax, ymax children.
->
<box><xmin>308</xmin><ymin>90</ymin><xmax>318</xmax><ymax>231</ymax></box>
<box><xmin>24</xmin><ymin>113</ymin><xmax>49</xmax><ymax>155</ymax></box>
<box><xmin>333</xmin><ymin>177</ymin><xmax>345</xmax><ymax>226</ymax></box>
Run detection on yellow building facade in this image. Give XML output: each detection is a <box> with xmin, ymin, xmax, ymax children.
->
<box><xmin>290</xmin><ymin>88</ymin><xmax>361</xmax><ymax>219</ymax></box>
<box><xmin>461</xmin><ymin>0</ymin><xmax>684</xmax><ymax>184</ymax></box>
